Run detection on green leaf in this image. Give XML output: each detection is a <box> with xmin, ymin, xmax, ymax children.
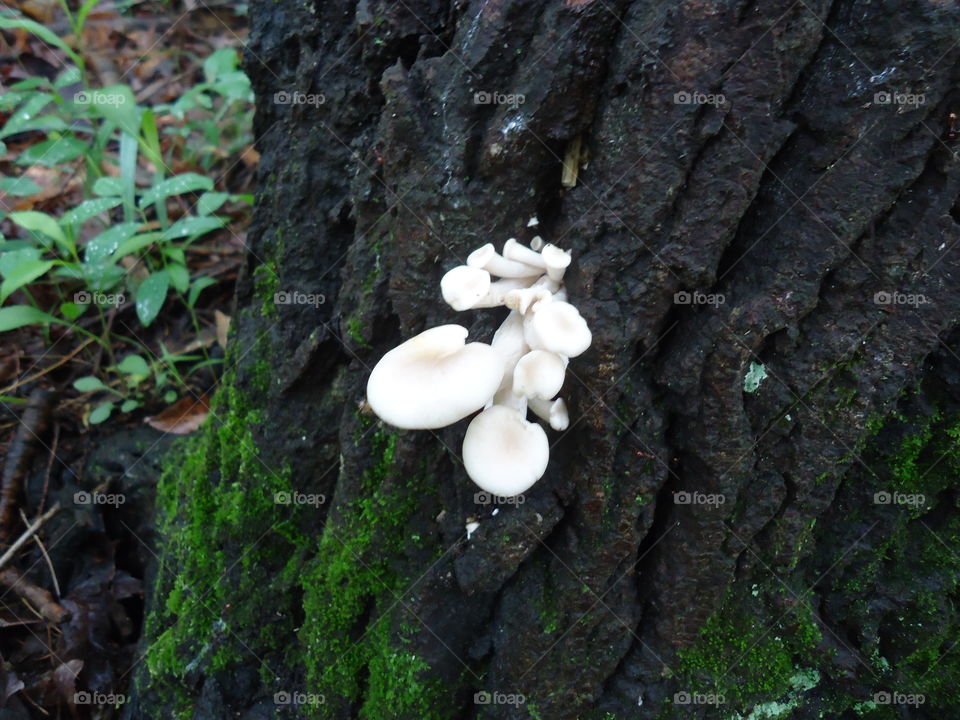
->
<box><xmin>197</xmin><ymin>191</ymin><xmax>229</xmax><ymax>216</ymax></box>
<box><xmin>120</xmin><ymin>398</ymin><xmax>140</xmax><ymax>413</ymax></box>
<box><xmin>73</xmin><ymin>376</ymin><xmax>107</xmax><ymax>392</ymax></box>
<box><xmin>0</xmin><ymin>91</ymin><xmax>56</xmax><ymax>139</ymax></box>
<box><xmin>0</xmin><ymin>305</ymin><xmax>60</xmax><ymax>332</ymax></box>
<box><xmin>138</xmin><ymin>173</ymin><xmax>213</xmax><ymax>210</ymax></box>
<box><xmin>10</xmin><ymin>77</ymin><xmax>46</xmax><ymax>91</ymax></box>
<box><xmin>60</xmin><ymin>301</ymin><xmax>85</xmax><ymax>320</ymax></box>
<box><xmin>135</xmin><ymin>271</ymin><xmax>169</xmax><ymax>326</ymax></box>
<box><xmin>9</xmin><ymin>211</ymin><xmax>71</xmax><ymax>255</ymax></box>
<box><xmin>16</xmin><ymin>135</ymin><xmax>88</xmax><ymax>167</ymax></box>
<box><xmin>139</xmin><ymin>108</ymin><xmax>163</xmax><ymax>170</ymax></box>
<box><xmin>0</xmin><ymin>259</ymin><xmax>54</xmax><ymax>302</ymax></box>
<box><xmin>163</xmin><ymin>390</ymin><xmax>177</xmax><ymax>404</ymax></box>
<box><xmin>85</xmin><ymin>85</ymin><xmax>139</xmax><ymax>137</ymax></box>
<box><xmin>0</xmin><ymin>247</ymin><xmax>42</xmax><ymax>278</ymax></box>
<box><xmin>92</xmin><ymin>176</ymin><xmax>125</xmax><ymax>196</ymax></box>
<box><xmin>119</xmin><ymin>131</ymin><xmax>138</xmax><ymax>222</ymax></box>
<box><xmin>167</xmin><ymin>263</ymin><xmax>190</xmax><ymax>293</ymax></box>
<box><xmin>116</xmin><ymin>353</ymin><xmax>150</xmax><ymax>378</ymax></box>
<box><xmin>59</xmin><ymin>197</ymin><xmax>122</xmax><ymax>229</ymax></box>
<box><xmin>203</xmin><ymin>48</ymin><xmax>239</xmax><ymax>83</ymax></box>
<box><xmin>88</xmin><ymin>401</ymin><xmax>114</xmax><ymax>424</ymax></box>
<box><xmin>188</xmin><ymin>276</ymin><xmax>216</xmax><ymax>307</ymax></box>
<box><xmin>112</xmin><ymin>231</ymin><xmax>162</xmax><ymax>260</ymax></box>
<box><xmin>0</xmin><ymin>15</ymin><xmax>83</xmax><ymax>67</ymax></box>
<box><xmin>0</xmin><ymin>176</ymin><xmax>42</xmax><ymax>196</ymax></box>
<box><xmin>162</xmin><ymin>216</ymin><xmax>224</xmax><ymax>241</ymax></box>
<box><xmin>83</xmin><ymin>222</ymin><xmax>141</xmax><ymax>264</ymax></box>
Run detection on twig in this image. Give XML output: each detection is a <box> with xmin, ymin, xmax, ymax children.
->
<box><xmin>0</xmin><ymin>389</ymin><xmax>56</xmax><ymax>540</ymax></box>
<box><xmin>20</xmin><ymin>509</ymin><xmax>60</xmax><ymax>599</ymax></box>
<box><xmin>38</xmin><ymin>421</ymin><xmax>59</xmax><ymax>515</ymax></box>
<box><xmin>0</xmin><ymin>503</ymin><xmax>60</xmax><ymax>572</ymax></box>
<box><xmin>0</xmin><ymin>338</ymin><xmax>93</xmax><ymax>396</ymax></box>
<box><xmin>0</xmin><ymin>568</ymin><xmax>66</xmax><ymax>623</ymax></box>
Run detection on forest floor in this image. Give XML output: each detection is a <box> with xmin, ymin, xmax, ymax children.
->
<box><xmin>0</xmin><ymin>1</ymin><xmax>251</xmax><ymax>716</ymax></box>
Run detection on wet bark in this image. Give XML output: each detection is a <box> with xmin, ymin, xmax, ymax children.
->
<box><xmin>135</xmin><ymin>1</ymin><xmax>960</xmax><ymax>718</ymax></box>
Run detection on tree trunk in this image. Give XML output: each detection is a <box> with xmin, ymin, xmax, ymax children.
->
<box><xmin>130</xmin><ymin>1</ymin><xmax>960</xmax><ymax>718</ymax></box>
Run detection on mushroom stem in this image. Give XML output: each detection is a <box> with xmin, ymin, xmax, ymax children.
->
<box><xmin>505</xmin><ymin>286</ymin><xmax>553</xmax><ymax>314</ymax></box>
<box><xmin>529</xmin><ymin>396</ymin><xmax>569</xmax><ymax>431</ymax></box>
<box><xmin>541</xmin><ymin>243</ymin><xmax>572</xmax><ymax>281</ymax></box>
<box><xmin>468</xmin><ymin>243</ymin><xmax>542</xmax><ymax>278</ymax></box>
<box><xmin>503</xmin><ymin>238</ymin><xmax>547</xmax><ymax>269</ymax></box>
<box><xmin>471</xmin><ymin>276</ymin><xmax>540</xmax><ymax>308</ymax></box>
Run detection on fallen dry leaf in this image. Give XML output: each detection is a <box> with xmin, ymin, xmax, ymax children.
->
<box><xmin>144</xmin><ymin>395</ymin><xmax>210</xmax><ymax>434</ymax></box>
<box><xmin>215</xmin><ymin>309</ymin><xmax>230</xmax><ymax>349</ymax></box>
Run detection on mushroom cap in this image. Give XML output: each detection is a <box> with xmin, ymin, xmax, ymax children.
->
<box><xmin>441</xmin><ymin>265</ymin><xmax>491</xmax><ymax>311</ymax></box>
<box><xmin>524</xmin><ymin>301</ymin><xmax>592</xmax><ymax>358</ymax></box>
<box><xmin>462</xmin><ymin>405</ymin><xmax>549</xmax><ymax>495</ymax></box>
<box><xmin>541</xmin><ymin>243</ymin><xmax>571</xmax><ymax>269</ymax></box>
<box><xmin>366</xmin><ymin>325</ymin><xmax>504</xmax><ymax>429</ymax></box>
<box><xmin>513</xmin><ymin>350</ymin><xmax>566</xmax><ymax>399</ymax></box>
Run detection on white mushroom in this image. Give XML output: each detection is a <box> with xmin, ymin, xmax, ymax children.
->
<box><xmin>502</xmin><ymin>238</ymin><xmax>547</xmax><ymax>269</ymax></box>
<box><xmin>541</xmin><ymin>243</ymin><xmax>572</xmax><ymax>281</ymax></box>
<box><xmin>513</xmin><ymin>350</ymin><xmax>567</xmax><ymax>400</ymax></box>
<box><xmin>530</xmin><ymin>235</ymin><xmax>544</xmax><ymax>251</ymax></box>
<box><xmin>470</xmin><ymin>276</ymin><xmax>540</xmax><ymax>308</ymax></box>
<box><xmin>440</xmin><ymin>265</ymin><xmax>491</xmax><ymax>311</ymax></box>
<box><xmin>366</xmin><ymin>324</ymin><xmax>504</xmax><ymax>429</ymax></box>
<box><xmin>523</xmin><ymin>301</ymin><xmax>592</xmax><ymax>358</ymax></box>
<box><xmin>504</xmin><ymin>286</ymin><xmax>553</xmax><ymax>315</ymax></box>
<box><xmin>529</xmin><ymin>396</ymin><xmax>569</xmax><ymax>431</ymax></box>
<box><xmin>462</xmin><ymin>404</ymin><xmax>549</xmax><ymax>495</ymax></box>
<box><xmin>468</xmin><ymin>243</ymin><xmax>542</xmax><ymax>278</ymax></box>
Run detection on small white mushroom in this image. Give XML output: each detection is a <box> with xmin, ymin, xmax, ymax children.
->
<box><xmin>470</xmin><ymin>276</ymin><xmax>540</xmax><ymax>308</ymax></box>
<box><xmin>504</xmin><ymin>286</ymin><xmax>553</xmax><ymax>315</ymax></box>
<box><xmin>466</xmin><ymin>521</ymin><xmax>480</xmax><ymax>539</ymax></box>
<box><xmin>440</xmin><ymin>265</ymin><xmax>491</xmax><ymax>311</ymax></box>
<box><xmin>541</xmin><ymin>243</ymin><xmax>572</xmax><ymax>281</ymax></box>
<box><xmin>503</xmin><ymin>238</ymin><xmax>547</xmax><ymax>269</ymax></box>
<box><xmin>529</xmin><ymin>235</ymin><xmax>544</xmax><ymax>251</ymax></box>
<box><xmin>366</xmin><ymin>324</ymin><xmax>504</xmax><ymax>429</ymax></box>
<box><xmin>529</xmin><ymin>396</ymin><xmax>569</xmax><ymax>431</ymax></box>
<box><xmin>462</xmin><ymin>404</ymin><xmax>549</xmax><ymax>495</ymax></box>
<box><xmin>513</xmin><ymin>350</ymin><xmax>567</xmax><ymax>400</ymax></box>
<box><xmin>523</xmin><ymin>301</ymin><xmax>592</xmax><ymax>358</ymax></box>
<box><xmin>527</xmin><ymin>217</ymin><xmax>539</xmax><ymax>227</ymax></box>
<box><xmin>468</xmin><ymin>243</ymin><xmax>542</xmax><ymax>278</ymax></box>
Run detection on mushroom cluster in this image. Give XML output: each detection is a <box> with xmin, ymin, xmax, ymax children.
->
<box><xmin>366</xmin><ymin>236</ymin><xmax>591</xmax><ymax>497</ymax></box>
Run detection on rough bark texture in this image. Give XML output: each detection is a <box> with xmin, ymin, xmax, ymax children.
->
<box><xmin>130</xmin><ymin>1</ymin><xmax>960</xmax><ymax>718</ymax></box>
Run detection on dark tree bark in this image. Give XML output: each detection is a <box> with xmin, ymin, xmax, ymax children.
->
<box><xmin>131</xmin><ymin>1</ymin><xmax>960</xmax><ymax>718</ymax></box>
